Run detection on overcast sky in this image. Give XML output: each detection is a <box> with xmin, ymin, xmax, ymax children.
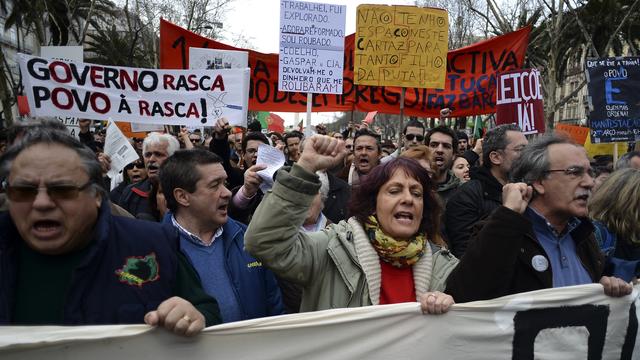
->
<box><xmin>223</xmin><ymin>0</ymin><xmax>417</xmax><ymax>127</ymax></box>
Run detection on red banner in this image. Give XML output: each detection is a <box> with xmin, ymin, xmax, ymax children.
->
<box><xmin>160</xmin><ymin>19</ymin><xmax>530</xmax><ymax>117</ymax></box>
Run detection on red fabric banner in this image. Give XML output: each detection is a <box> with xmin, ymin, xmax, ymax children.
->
<box><xmin>160</xmin><ymin>19</ymin><xmax>530</xmax><ymax>117</ymax></box>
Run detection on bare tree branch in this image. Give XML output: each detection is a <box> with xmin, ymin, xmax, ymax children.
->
<box><xmin>562</xmin><ymin>0</ymin><xmax>598</xmax><ymax>57</ymax></box>
<box><xmin>603</xmin><ymin>0</ymin><xmax>640</xmax><ymax>55</ymax></box>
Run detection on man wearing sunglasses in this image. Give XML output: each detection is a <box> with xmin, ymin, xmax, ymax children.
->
<box><xmin>0</xmin><ymin>130</ymin><xmax>221</xmax><ymax>335</ymax></box>
<box><xmin>446</xmin><ymin>133</ymin><xmax>633</xmax><ymax>302</ymax></box>
<box><xmin>381</xmin><ymin>119</ymin><xmax>425</xmax><ymax>164</ymax></box>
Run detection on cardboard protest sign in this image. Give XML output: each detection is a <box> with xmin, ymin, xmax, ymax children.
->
<box><xmin>1</xmin><ymin>284</ymin><xmax>638</xmax><ymax>359</ymax></box>
<box><xmin>278</xmin><ymin>0</ymin><xmax>346</xmax><ymax>94</ymax></box>
<box><xmin>555</xmin><ymin>124</ymin><xmax>589</xmax><ymax>145</ymax></box>
<box><xmin>160</xmin><ymin>19</ymin><xmax>530</xmax><ymax>117</ymax></box>
<box><xmin>496</xmin><ymin>68</ymin><xmax>545</xmax><ymax>134</ymax></box>
<box><xmin>586</xmin><ymin>57</ymin><xmax>640</xmax><ymax>143</ymax></box>
<box><xmin>18</xmin><ymin>53</ymin><xmax>250</xmax><ymax>127</ymax></box>
<box><xmin>354</xmin><ymin>5</ymin><xmax>448</xmax><ymax>88</ymax></box>
<box><xmin>115</xmin><ymin>122</ymin><xmax>150</xmax><ymax>138</ymax></box>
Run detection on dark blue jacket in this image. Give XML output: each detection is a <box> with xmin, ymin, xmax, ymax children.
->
<box><xmin>164</xmin><ymin>214</ymin><xmax>284</xmax><ymax>320</ymax></box>
<box><xmin>0</xmin><ymin>201</ymin><xmax>179</xmax><ymax>325</ymax></box>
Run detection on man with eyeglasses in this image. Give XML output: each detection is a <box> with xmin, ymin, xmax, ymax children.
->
<box><xmin>381</xmin><ymin>119</ymin><xmax>425</xmax><ymax>164</ymax></box>
<box><xmin>0</xmin><ymin>130</ymin><xmax>221</xmax><ymax>335</ymax></box>
<box><xmin>446</xmin><ymin>133</ymin><xmax>632</xmax><ymax>302</ymax></box>
<box><xmin>425</xmin><ymin>126</ymin><xmax>460</xmax><ymax>204</ymax></box>
<box><xmin>444</xmin><ymin>124</ymin><xmax>528</xmax><ymax>258</ymax></box>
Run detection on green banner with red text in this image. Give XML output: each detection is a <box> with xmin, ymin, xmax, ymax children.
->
<box><xmin>160</xmin><ymin>19</ymin><xmax>530</xmax><ymax>117</ymax></box>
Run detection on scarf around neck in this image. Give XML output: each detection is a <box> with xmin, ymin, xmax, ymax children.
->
<box><xmin>364</xmin><ymin>215</ymin><xmax>426</xmax><ymax>268</ymax></box>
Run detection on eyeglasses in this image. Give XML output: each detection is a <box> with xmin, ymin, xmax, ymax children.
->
<box><xmin>125</xmin><ymin>161</ymin><xmax>145</xmax><ymax>170</ymax></box>
<box><xmin>405</xmin><ymin>134</ymin><xmax>424</xmax><ymax>142</ymax></box>
<box><xmin>543</xmin><ymin>166</ymin><xmax>595</xmax><ymax>179</ymax></box>
<box><xmin>5</xmin><ymin>181</ymin><xmax>94</xmax><ymax>202</ymax></box>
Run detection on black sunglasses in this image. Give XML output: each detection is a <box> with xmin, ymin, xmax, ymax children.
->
<box><xmin>125</xmin><ymin>161</ymin><xmax>145</xmax><ymax>170</ymax></box>
<box><xmin>6</xmin><ymin>181</ymin><xmax>93</xmax><ymax>202</ymax></box>
<box><xmin>405</xmin><ymin>134</ymin><xmax>424</xmax><ymax>142</ymax></box>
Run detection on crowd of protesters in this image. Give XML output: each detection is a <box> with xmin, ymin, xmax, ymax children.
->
<box><xmin>0</xmin><ymin>110</ymin><xmax>637</xmax><ymax>337</ymax></box>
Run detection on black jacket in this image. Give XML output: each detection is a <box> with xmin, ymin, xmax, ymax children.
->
<box><xmin>444</xmin><ymin>166</ymin><xmax>503</xmax><ymax>258</ymax></box>
<box><xmin>445</xmin><ymin>206</ymin><xmax>604</xmax><ymax>303</ymax></box>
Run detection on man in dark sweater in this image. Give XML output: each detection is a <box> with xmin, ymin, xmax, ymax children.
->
<box><xmin>0</xmin><ymin>130</ymin><xmax>220</xmax><ymax>335</ymax></box>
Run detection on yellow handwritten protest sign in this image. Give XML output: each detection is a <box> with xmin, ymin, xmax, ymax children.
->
<box><xmin>354</xmin><ymin>5</ymin><xmax>448</xmax><ymax>89</ymax></box>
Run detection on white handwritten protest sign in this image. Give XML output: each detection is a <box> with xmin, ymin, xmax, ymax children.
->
<box><xmin>1</xmin><ymin>285</ymin><xmax>637</xmax><ymax>359</ymax></box>
<box><xmin>18</xmin><ymin>53</ymin><xmax>249</xmax><ymax>127</ymax></box>
<box><xmin>278</xmin><ymin>0</ymin><xmax>346</xmax><ymax>94</ymax></box>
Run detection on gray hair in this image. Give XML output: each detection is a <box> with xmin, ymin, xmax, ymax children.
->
<box><xmin>0</xmin><ymin>128</ymin><xmax>106</xmax><ymax>199</ymax></box>
<box><xmin>509</xmin><ymin>132</ymin><xmax>576</xmax><ymax>184</ymax></box>
<box><xmin>143</xmin><ymin>132</ymin><xmax>180</xmax><ymax>156</ymax></box>
<box><xmin>482</xmin><ymin>124</ymin><xmax>521</xmax><ymax>168</ymax></box>
<box><xmin>615</xmin><ymin>150</ymin><xmax>640</xmax><ymax>170</ymax></box>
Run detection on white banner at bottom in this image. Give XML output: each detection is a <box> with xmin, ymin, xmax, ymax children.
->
<box><xmin>1</xmin><ymin>284</ymin><xmax>638</xmax><ymax>359</ymax></box>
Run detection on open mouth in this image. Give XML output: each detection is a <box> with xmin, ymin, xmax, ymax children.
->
<box><xmin>217</xmin><ymin>203</ymin><xmax>228</xmax><ymax>212</ymax></box>
<box><xmin>32</xmin><ymin>220</ymin><xmax>62</xmax><ymax>238</ymax></box>
<box><xmin>434</xmin><ymin>156</ymin><xmax>444</xmax><ymax>167</ymax></box>
<box><xmin>131</xmin><ymin>174</ymin><xmax>143</xmax><ymax>182</ymax></box>
<box><xmin>394</xmin><ymin>211</ymin><xmax>414</xmax><ymax>223</ymax></box>
<box><xmin>575</xmin><ymin>194</ymin><xmax>589</xmax><ymax>202</ymax></box>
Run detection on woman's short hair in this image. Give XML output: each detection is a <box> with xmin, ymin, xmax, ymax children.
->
<box><xmin>348</xmin><ymin>157</ymin><xmax>443</xmax><ymax>245</ymax></box>
<box><xmin>589</xmin><ymin>168</ymin><xmax>640</xmax><ymax>245</ymax></box>
<box><xmin>399</xmin><ymin>145</ymin><xmax>434</xmax><ymax>169</ymax></box>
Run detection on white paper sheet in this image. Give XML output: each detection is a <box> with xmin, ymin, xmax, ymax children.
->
<box><xmin>104</xmin><ymin>121</ymin><xmax>141</xmax><ymax>179</ymax></box>
<box><xmin>256</xmin><ymin>143</ymin><xmax>285</xmax><ymax>192</ymax></box>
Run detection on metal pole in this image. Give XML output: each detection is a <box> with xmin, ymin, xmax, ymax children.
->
<box><xmin>398</xmin><ymin>88</ymin><xmax>406</xmax><ymax>144</ymax></box>
<box><xmin>305</xmin><ymin>93</ymin><xmax>313</xmax><ymax>137</ymax></box>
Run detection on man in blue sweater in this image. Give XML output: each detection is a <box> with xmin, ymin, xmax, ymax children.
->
<box><xmin>159</xmin><ymin>149</ymin><xmax>284</xmax><ymax>322</ymax></box>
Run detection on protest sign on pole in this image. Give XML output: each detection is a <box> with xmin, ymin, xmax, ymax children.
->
<box><xmin>354</xmin><ymin>5</ymin><xmax>448</xmax><ymax>89</ymax></box>
<box><xmin>1</xmin><ymin>284</ymin><xmax>638</xmax><ymax>359</ymax></box>
<box><xmin>278</xmin><ymin>0</ymin><xmax>346</xmax><ymax>136</ymax></box>
<box><xmin>160</xmin><ymin>19</ymin><xmax>529</xmax><ymax>118</ymax></box>
<box><xmin>586</xmin><ymin>57</ymin><xmax>640</xmax><ymax>143</ymax></box>
<box><xmin>278</xmin><ymin>0</ymin><xmax>346</xmax><ymax>94</ymax></box>
<box><xmin>495</xmin><ymin>68</ymin><xmax>545</xmax><ymax>135</ymax></box>
<box><xmin>18</xmin><ymin>54</ymin><xmax>250</xmax><ymax>127</ymax></box>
